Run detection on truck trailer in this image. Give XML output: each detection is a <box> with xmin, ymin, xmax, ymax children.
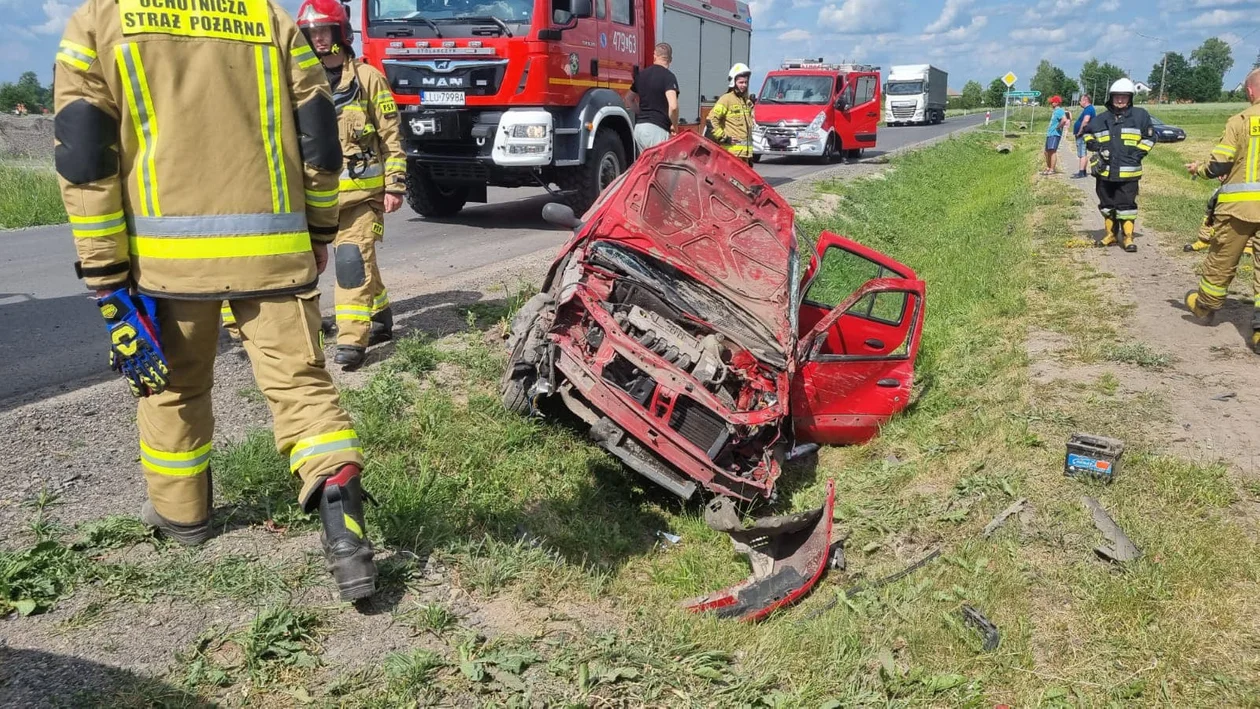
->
<box><xmin>355</xmin><ymin>0</ymin><xmax>751</xmax><ymax>219</ymax></box>
<box><xmin>883</xmin><ymin>64</ymin><xmax>947</xmax><ymax>126</ymax></box>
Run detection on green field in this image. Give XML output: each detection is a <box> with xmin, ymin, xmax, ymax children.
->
<box><xmin>6</xmin><ymin>132</ymin><xmax>1260</xmax><ymax>706</ymax></box>
<box><xmin>0</xmin><ymin>161</ymin><xmax>65</xmax><ymax>228</ymax></box>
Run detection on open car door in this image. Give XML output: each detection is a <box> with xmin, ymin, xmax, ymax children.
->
<box><xmin>791</xmin><ymin>232</ymin><xmax>925</xmax><ymax>445</ymax></box>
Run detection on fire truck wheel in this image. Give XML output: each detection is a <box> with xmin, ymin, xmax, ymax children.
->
<box><xmin>558</xmin><ymin>129</ymin><xmax>625</xmax><ymax>215</ymax></box>
<box><xmin>406</xmin><ymin>169</ymin><xmax>469</xmax><ymax>218</ymax></box>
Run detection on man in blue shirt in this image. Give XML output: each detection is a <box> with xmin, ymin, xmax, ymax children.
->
<box><xmin>1042</xmin><ymin>95</ymin><xmax>1069</xmax><ymax>175</ymax></box>
<box><xmin>1072</xmin><ymin>94</ymin><xmax>1096</xmax><ymax>178</ymax></box>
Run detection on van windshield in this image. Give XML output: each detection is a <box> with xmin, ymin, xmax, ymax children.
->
<box><xmin>758</xmin><ymin>76</ymin><xmax>832</xmax><ymax>105</ymax></box>
<box><xmin>886</xmin><ymin>81</ymin><xmax>923</xmax><ymax>96</ymax></box>
<box><xmin>369</xmin><ymin>0</ymin><xmax>533</xmax><ymax>24</ymax></box>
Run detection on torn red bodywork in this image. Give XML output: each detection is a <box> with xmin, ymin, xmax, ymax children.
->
<box><xmin>502</xmin><ymin>132</ymin><xmax>925</xmax><ymax>503</ymax></box>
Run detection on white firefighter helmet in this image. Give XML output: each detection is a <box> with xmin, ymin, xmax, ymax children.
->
<box><xmin>728</xmin><ymin>62</ymin><xmax>752</xmax><ymax>88</ymax></box>
<box><xmin>1107</xmin><ymin>77</ymin><xmax>1137</xmax><ymax>103</ymax></box>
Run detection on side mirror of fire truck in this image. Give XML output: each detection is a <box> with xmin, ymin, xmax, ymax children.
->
<box><xmin>571</xmin><ymin>0</ymin><xmax>594</xmax><ymax>18</ymax></box>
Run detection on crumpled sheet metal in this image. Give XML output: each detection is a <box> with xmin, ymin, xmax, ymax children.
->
<box><xmin>682</xmin><ymin>479</ymin><xmax>836</xmax><ymax>622</ymax></box>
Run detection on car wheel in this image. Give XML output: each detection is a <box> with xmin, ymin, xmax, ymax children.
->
<box><xmin>500</xmin><ymin>293</ymin><xmax>552</xmax><ymax>415</ymax></box>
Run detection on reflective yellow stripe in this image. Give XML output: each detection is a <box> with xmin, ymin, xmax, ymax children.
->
<box><xmin>288</xmin><ymin>429</ymin><xmax>362</xmax><ymax>472</ymax></box>
<box><xmin>60</xmin><ymin>39</ymin><xmax>97</xmax><ymax>60</ymax></box>
<box><xmin>56</xmin><ymin>53</ymin><xmax>91</xmax><ymax>71</ymax></box>
<box><xmin>117</xmin><ymin>43</ymin><xmax>161</xmax><ymax>217</ymax></box>
<box><xmin>130</xmin><ymin>232</ymin><xmax>312</xmax><ymax>259</ymax></box>
<box><xmin>1214</xmin><ymin>144</ymin><xmax>1237</xmax><ymax>157</ymax></box>
<box><xmin>294</xmin><ymin>45</ymin><xmax>320</xmax><ymax>70</ymax></box>
<box><xmin>57</xmin><ymin>40</ymin><xmax>97</xmax><ymax>71</ymax></box>
<box><xmin>306</xmin><ymin>189</ymin><xmax>339</xmax><ymax>209</ymax></box>
<box><xmin>70</xmin><ymin>210</ymin><xmax>127</xmax><ymax>238</ymax></box>
<box><xmin>255</xmin><ymin>45</ymin><xmax>289</xmax><ymax>214</ymax></box>
<box><xmin>343</xmin><ymin>514</ymin><xmax>364</xmax><ymax>538</ymax></box>
<box><xmin>1219</xmin><ymin>192</ymin><xmax>1260</xmax><ymax>203</ymax></box>
<box><xmin>140</xmin><ymin>441</ymin><xmax>211</xmax><ymax>477</ymax></box>
<box><xmin>1200</xmin><ymin>279</ymin><xmax>1228</xmax><ymax>297</ymax></box>
<box><xmin>337</xmin><ymin>305</ymin><xmax>373</xmax><ymax>322</ymax></box>
<box><xmin>341</xmin><ymin>175</ymin><xmax>385</xmax><ymax>191</ymax></box>
<box><xmin>1249</xmin><ymin>136</ymin><xmax>1259</xmax><ymax>184</ymax></box>
<box><xmin>386</xmin><ymin>158</ymin><xmax>407</xmax><ymax>172</ymax></box>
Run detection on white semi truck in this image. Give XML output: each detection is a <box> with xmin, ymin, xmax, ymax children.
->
<box><xmin>884</xmin><ymin>64</ymin><xmax>947</xmax><ymax>126</ymax></box>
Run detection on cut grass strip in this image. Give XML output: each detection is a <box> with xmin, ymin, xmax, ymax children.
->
<box><xmin>0</xmin><ymin>161</ymin><xmax>65</xmax><ymax>228</ymax></box>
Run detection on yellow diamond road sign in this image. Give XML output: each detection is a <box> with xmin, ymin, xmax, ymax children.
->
<box><xmin>1002</xmin><ymin>72</ymin><xmax>1018</xmax><ymax>88</ymax></box>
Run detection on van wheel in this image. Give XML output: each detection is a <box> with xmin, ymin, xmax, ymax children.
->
<box><xmin>557</xmin><ymin>129</ymin><xmax>626</xmax><ymax>217</ymax></box>
<box><xmin>821</xmin><ymin>134</ymin><xmax>839</xmax><ymax>164</ymax></box>
<box><xmin>406</xmin><ymin>166</ymin><xmax>469</xmax><ymax>218</ymax></box>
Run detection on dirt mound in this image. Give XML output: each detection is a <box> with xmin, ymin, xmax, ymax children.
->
<box><xmin>0</xmin><ymin>115</ymin><xmax>54</xmax><ymax>161</ymax></box>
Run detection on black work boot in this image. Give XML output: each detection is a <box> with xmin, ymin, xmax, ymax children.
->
<box><xmin>334</xmin><ymin>345</ymin><xmax>366</xmax><ymax>371</ymax></box>
<box><xmin>141</xmin><ymin>502</ymin><xmax>212</xmax><ymax>546</ymax></box>
<box><xmin>317</xmin><ymin>464</ymin><xmax>377</xmax><ymax>602</ymax></box>
<box><xmin>369</xmin><ymin>307</ymin><xmax>393</xmax><ymax>346</ymax></box>
<box><xmin>321</xmin><ymin>316</ymin><xmax>338</xmax><ymax>338</ymax></box>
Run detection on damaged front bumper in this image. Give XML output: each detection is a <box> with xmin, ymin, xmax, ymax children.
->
<box><xmin>683</xmin><ymin>479</ymin><xmax>837</xmax><ymax>622</ymax></box>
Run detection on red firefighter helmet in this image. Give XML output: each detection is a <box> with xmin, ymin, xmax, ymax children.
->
<box><xmin>297</xmin><ymin>0</ymin><xmax>353</xmax><ymax>54</ymax></box>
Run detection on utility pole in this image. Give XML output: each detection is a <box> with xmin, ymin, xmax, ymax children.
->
<box><xmin>1159</xmin><ymin>51</ymin><xmax>1168</xmax><ymax>104</ymax></box>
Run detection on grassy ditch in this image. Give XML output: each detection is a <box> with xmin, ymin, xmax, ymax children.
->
<box><xmin>0</xmin><ymin>161</ymin><xmax>65</xmax><ymax>228</ymax></box>
<box><xmin>6</xmin><ymin>133</ymin><xmax>1260</xmax><ymax>706</ymax></box>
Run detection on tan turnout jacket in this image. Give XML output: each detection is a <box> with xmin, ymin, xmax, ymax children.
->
<box><xmin>55</xmin><ymin>0</ymin><xmax>342</xmax><ymax>298</ymax></box>
<box><xmin>335</xmin><ymin>57</ymin><xmax>407</xmax><ymax>208</ymax></box>
<box><xmin>1202</xmin><ymin>101</ymin><xmax>1260</xmax><ymax>223</ymax></box>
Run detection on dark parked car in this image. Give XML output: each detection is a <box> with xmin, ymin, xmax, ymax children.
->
<box><xmin>1151</xmin><ymin>116</ymin><xmax>1186</xmax><ymax>142</ymax></box>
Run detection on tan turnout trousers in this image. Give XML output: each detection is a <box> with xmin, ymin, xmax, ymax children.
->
<box><xmin>334</xmin><ymin>202</ymin><xmax>388</xmax><ymax>348</ymax></box>
<box><xmin>142</xmin><ymin>292</ymin><xmax>364</xmax><ymax>524</ymax></box>
<box><xmin>1196</xmin><ymin>216</ymin><xmax>1260</xmax><ymax>312</ymax></box>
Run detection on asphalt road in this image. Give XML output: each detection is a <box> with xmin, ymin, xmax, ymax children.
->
<box><xmin>0</xmin><ymin>113</ymin><xmax>984</xmax><ymax>406</ymax></box>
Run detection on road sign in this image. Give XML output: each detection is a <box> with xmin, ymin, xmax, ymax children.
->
<box><xmin>1002</xmin><ymin>72</ymin><xmax>1017</xmax><ymax>87</ymax></box>
<box><xmin>1007</xmin><ymin>91</ymin><xmax>1042</xmax><ymax>97</ymax></box>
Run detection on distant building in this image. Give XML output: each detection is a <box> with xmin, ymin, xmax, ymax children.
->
<box><xmin>1133</xmin><ymin>81</ymin><xmax>1151</xmax><ymax>93</ymax></box>
<box><xmin>947</xmin><ymin>88</ymin><xmax>961</xmax><ymax>98</ymax></box>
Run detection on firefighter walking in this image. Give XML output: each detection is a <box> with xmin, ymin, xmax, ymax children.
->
<box><xmin>1184</xmin><ymin>69</ymin><xmax>1260</xmax><ymax>351</ymax></box>
<box><xmin>708</xmin><ymin>63</ymin><xmax>755</xmax><ymax>164</ymax></box>
<box><xmin>55</xmin><ymin>0</ymin><xmax>376</xmax><ymax>600</ymax></box>
<box><xmin>1083</xmin><ymin>78</ymin><xmax>1155</xmax><ymax>253</ymax></box>
<box><xmin>298</xmin><ymin>0</ymin><xmax>406</xmax><ymax>371</ymax></box>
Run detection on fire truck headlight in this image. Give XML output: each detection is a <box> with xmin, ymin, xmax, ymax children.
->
<box><xmin>511</xmin><ymin>124</ymin><xmax>549</xmax><ymax>140</ymax></box>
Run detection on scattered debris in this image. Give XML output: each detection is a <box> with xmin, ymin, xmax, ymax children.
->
<box><xmin>787</xmin><ymin>443</ymin><xmax>821</xmax><ymax>461</ymax></box>
<box><xmin>1082</xmin><ymin>496</ymin><xmax>1142</xmax><ymax>563</ymax></box>
<box><xmin>1212</xmin><ymin>391</ymin><xmax>1237</xmax><ymax>402</ymax></box>
<box><xmin>982</xmin><ymin>498</ymin><xmax>1029</xmax><ymax>538</ymax></box>
<box><xmin>655</xmin><ymin>530</ymin><xmax>682</xmax><ymax>546</ymax></box>
<box><xmin>960</xmin><ymin>605</ymin><xmax>1001</xmax><ymax>651</ymax></box>
<box><xmin>683</xmin><ymin>480</ymin><xmax>837</xmax><ymax>622</ymax></box>
<box><xmin>797</xmin><ymin>546</ymin><xmax>944</xmax><ymax>623</ymax></box>
<box><xmin>1064</xmin><ymin>433</ymin><xmax>1124</xmax><ymax>483</ymax></box>
<box><xmin>827</xmin><ymin>540</ymin><xmax>847</xmax><ymax>571</ymax></box>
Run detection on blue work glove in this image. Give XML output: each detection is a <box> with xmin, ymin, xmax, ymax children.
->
<box><xmin>97</xmin><ymin>289</ymin><xmax>171</xmax><ymax>398</ymax></box>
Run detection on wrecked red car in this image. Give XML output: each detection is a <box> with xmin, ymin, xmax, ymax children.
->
<box><xmin>501</xmin><ymin>131</ymin><xmax>925</xmax><ymax>504</ymax></box>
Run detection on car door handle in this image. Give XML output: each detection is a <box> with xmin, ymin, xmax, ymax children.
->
<box><xmin>864</xmin><ymin>338</ymin><xmax>885</xmax><ymax>349</ymax></box>
<box><xmin>877</xmin><ymin>378</ymin><xmax>900</xmax><ymax>388</ymax></box>
<box><xmin>866</xmin><ymin>112</ymin><xmax>877</xmax><ymax>117</ymax></box>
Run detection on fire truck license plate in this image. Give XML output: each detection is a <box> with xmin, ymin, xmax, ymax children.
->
<box><xmin>422</xmin><ymin>91</ymin><xmax>465</xmax><ymax>106</ymax></box>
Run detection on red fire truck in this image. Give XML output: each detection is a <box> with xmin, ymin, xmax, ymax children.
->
<box><xmin>751</xmin><ymin>59</ymin><xmax>881</xmax><ymax>163</ymax></box>
<box><xmin>354</xmin><ymin>0</ymin><xmax>751</xmax><ymax>218</ymax></box>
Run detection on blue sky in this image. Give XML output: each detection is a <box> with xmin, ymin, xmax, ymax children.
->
<box><xmin>9</xmin><ymin>0</ymin><xmax>1260</xmax><ymax>93</ymax></box>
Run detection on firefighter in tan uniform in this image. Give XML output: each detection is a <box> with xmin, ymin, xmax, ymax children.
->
<box><xmin>298</xmin><ymin>0</ymin><xmax>406</xmax><ymax>371</ymax></box>
<box><xmin>1184</xmin><ymin>68</ymin><xmax>1260</xmax><ymax>353</ymax></box>
<box><xmin>708</xmin><ymin>63</ymin><xmax>755</xmax><ymax>164</ymax></box>
<box><xmin>55</xmin><ymin>0</ymin><xmax>376</xmax><ymax>601</ymax></box>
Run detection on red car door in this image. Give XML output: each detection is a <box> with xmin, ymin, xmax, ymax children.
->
<box><xmin>791</xmin><ymin>232</ymin><xmax>925</xmax><ymax>445</ymax></box>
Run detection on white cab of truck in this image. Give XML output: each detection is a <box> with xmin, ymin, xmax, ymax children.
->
<box><xmin>884</xmin><ymin>64</ymin><xmax>947</xmax><ymax>126</ymax></box>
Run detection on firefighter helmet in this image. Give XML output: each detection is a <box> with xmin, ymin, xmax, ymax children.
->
<box><xmin>1107</xmin><ymin>77</ymin><xmax>1137</xmax><ymax>102</ymax></box>
<box><xmin>728</xmin><ymin>62</ymin><xmax>752</xmax><ymax>88</ymax></box>
<box><xmin>297</xmin><ymin>0</ymin><xmax>353</xmax><ymax>55</ymax></box>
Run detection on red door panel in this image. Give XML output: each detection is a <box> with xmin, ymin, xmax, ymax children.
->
<box><xmin>791</xmin><ymin>231</ymin><xmax>925</xmax><ymax>445</ymax></box>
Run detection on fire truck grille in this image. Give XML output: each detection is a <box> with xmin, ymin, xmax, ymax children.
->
<box><xmin>427</xmin><ymin>162</ymin><xmax>489</xmax><ymax>183</ymax></box>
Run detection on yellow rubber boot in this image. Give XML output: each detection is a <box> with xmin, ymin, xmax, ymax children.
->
<box><xmin>1185</xmin><ymin>222</ymin><xmax>1213</xmax><ymax>252</ymax></box>
<box><xmin>1184</xmin><ymin>291</ymin><xmax>1215</xmax><ymax>324</ymax></box>
<box><xmin>1252</xmin><ymin>331</ymin><xmax>1260</xmax><ymax>354</ymax></box>
<box><xmin>1099</xmin><ymin>218</ymin><xmax>1117</xmax><ymax>247</ymax></box>
<box><xmin>1121</xmin><ymin>220</ymin><xmax>1136</xmax><ymax>253</ymax></box>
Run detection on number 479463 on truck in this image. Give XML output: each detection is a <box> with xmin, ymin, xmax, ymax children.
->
<box><xmin>355</xmin><ymin>0</ymin><xmax>751</xmax><ymax>218</ymax></box>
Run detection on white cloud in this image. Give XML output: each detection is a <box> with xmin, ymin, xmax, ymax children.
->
<box><xmin>923</xmin><ymin>0</ymin><xmax>972</xmax><ymax>34</ymax></box>
<box><xmin>1187</xmin><ymin>9</ymin><xmax>1251</xmax><ymax>27</ymax></box>
<box><xmin>1009</xmin><ymin>26</ymin><xmax>1071</xmax><ymax>44</ymax></box>
<box><xmin>792</xmin><ymin>0</ymin><xmax>818</xmax><ymax>8</ymax></box>
<box><xmin>1099</xmin><ymin>0</ymin><xmax>1120</xmax><ymax>10</ymax></box>
<box><xmin>748</xmin><ymin>0</ymin><xmax>774</xmax><ymax>20</ymax></box>
<box><xmin>935</xmin><ymin>14</ymin><xmax>988</xmax><ymax>42</ymax></box>
<box><xmin>32</xmin><ymin>0</ymin><xmax>74</xmax><ymax>35</ymax></box>
<box><xmin>1191</xmin><ymin>0</ymin><xmax>1249</xmax><ymax>6</ymax></box>
<box><xmin>778</xmin><ymin>28</ymin><xmax>813</xmax><ymax>41</ymax></box>
<box><xmin>817</xmin><ymin>0</ymin><xmax>901</xmax><ymax>33</ymax></box>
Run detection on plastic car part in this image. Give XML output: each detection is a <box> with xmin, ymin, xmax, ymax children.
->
<box><xmin>682</xmin><ymin>479</ymin><xmax>836</xmax><ymax>622</ymax></box>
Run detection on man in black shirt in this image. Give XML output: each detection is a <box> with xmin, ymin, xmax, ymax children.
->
<box><xmin>628</xmin><ymin>43</ymin><xmax>679</xmax><ymax>153</ymax></box>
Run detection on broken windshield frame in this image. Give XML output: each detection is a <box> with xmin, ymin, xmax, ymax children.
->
<box><xmin>588</xmin><ymin>241</ymin><xmax>788</xmax><ymax>370</ymax></box>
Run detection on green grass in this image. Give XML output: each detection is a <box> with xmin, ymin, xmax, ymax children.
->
<box><xmin>9</xmin><ymin>131</ymin><xmax>1260</xmax><ymax>706</ymax></box>
<box><xmin>0</xmin><ymin>161</ymin><xmax>65</xmax><ymax>228</ymax></box>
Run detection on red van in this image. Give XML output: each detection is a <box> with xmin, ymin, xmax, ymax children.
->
<box><xmin>752</xmin><ymin>59</ymin><xmax>880</xmax><ymax>162</ymax></box>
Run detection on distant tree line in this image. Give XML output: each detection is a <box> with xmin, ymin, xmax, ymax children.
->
<box><xmin>0</xmin><ymin>72</ymin><xmax>52</xmax><ymax>114</ymax></box>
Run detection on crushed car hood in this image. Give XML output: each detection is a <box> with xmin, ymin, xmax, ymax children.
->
<box><xmin>578</xmin><ymin>132</ymin><xmax>798</xmax><ymax>363</ymax></box>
